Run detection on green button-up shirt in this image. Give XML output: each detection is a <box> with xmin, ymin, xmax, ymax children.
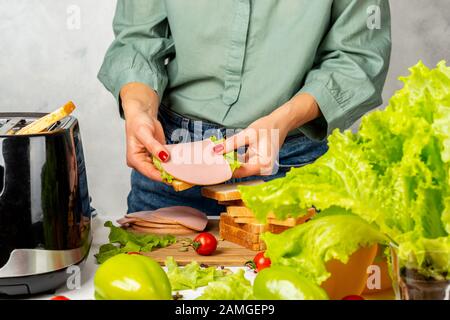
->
<box><xmin>99</xmin><ymin>0</ymin><xmax>391</xmax><ymax>140</ymax></box>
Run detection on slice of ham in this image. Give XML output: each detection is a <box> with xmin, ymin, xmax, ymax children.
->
<box><xmin>151</xmin><ymin>206</ymin><xmax>208</xmax><ymax>231</ymax></box>
<box><xmin>118</xmin><ymin>206</ymin><xmax>208</xmax><ymax>232</ymax></box>
<box><xmin>132</xmin><ymin>220</ymin><xmax>188</xmax><ymax>229</ymax></box>
<box><xmin>116</xmin><ymin>216</ymin><xmax>170</xmax><ymax>227</ymax></box>
<box><xmin>118</xmin><ymin>212</ymin><xmax>179</xmax><ymax>225</ymax></box>
<box><xmin>131</xmin><ymin>225</ymin><xmax>194</xmax><ymax>235</ymax></box>
<box><xmin>161</xmin><ymin>139</ymin><xmax>232</xmax><ymax>185</ymax></box>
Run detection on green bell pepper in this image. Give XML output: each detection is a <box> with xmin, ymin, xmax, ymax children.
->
<box><xmin>253</xmin><ymin>266</ymin><xmax>329</xmax><ymax>300</ymax></box>
<box><xmin>94</xmin><ymin>254</ymin><xmax>172</xmax><ymax>300</ymax></box>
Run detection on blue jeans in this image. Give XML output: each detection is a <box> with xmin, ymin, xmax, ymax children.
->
<box><xmin>127</xmin><ymin>106</ymin><xmax>328</xmax><ymax>215</ymax></box>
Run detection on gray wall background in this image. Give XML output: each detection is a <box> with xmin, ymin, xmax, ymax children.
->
<box><xmin>0</xmin><ymin>0</ymin><xmax>449</xmax><ymax>216</ymax></box>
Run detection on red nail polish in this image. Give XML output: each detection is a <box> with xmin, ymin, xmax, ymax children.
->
<box><xmin>213</xmin><ymin>144</ymin><xmax>224</xmax><ymax>153</ymax></box>
<box><xmin>158</xmin><ymin>151</ymin><xmax>169</xmax><ymax>162</ymax></box>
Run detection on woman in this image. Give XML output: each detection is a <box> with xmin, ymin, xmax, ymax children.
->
<box><xmin>99</xmin><ymin>0</ymin><xmax>391</xmax><ymax>215</ymax></box>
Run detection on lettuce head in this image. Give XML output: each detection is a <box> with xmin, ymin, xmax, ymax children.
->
<box><xmin>240</xmin><ymin>61</ymin><xmax>450</xmax><ymax>279</ymax></box>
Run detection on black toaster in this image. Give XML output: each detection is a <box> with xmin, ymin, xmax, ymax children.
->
<box><xmin>0</xmin><ymin>113</ymin><xmax>92</xmax><ymax>296</ymax></box>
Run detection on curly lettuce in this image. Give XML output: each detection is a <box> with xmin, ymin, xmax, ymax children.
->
<box><xmin>165</xmin><ymin>257</ymin><xmax>228</xmax><ymax>291</ymax></box>
<box><xmin>95</xmin><ymin>222</ymin><xmax>176</xmax><ymax>264</ymax></box>
<box><xmin>197</xmin><ymin>270</ymin><xmax>254</xmax><ymax>300</ymax></box>
<box><xmin>240</xmin><ymin>61</ymin><xmax>450</xmax><ymax>279</ymax></box>
<box><xmin>153</xmin><ymin>156</ymin><xmax>175</xmax><ymax>183</ymax></box>
<box><xmin>263</xmin><ymin>212</ymin><xmax>386</xmax><ymax>284</ymax></box>
<box><xmin>209</xmin><ymin>136</ymin><xmax>241</xmax><ymax>172</ymax></box>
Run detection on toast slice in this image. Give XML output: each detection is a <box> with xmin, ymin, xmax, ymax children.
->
<box><xmin>219</xmin><ymin>219</ymin><xmax>266</xmax><ymax>251</ymax></box>
<box><xmin>226</xmin><ymin>206</ymin><xmax>255</xmax><ymax>217</ymax></box>
<box><xmin>201</xmin><ymin>180</ymin><xmax>265</xmax><ymax>201</ymax></box>
<box><xmin>16</xmin><ymin>101</ymin><xmax>76</xmax><ymax>135</ymax></box>
<box><xmin>219</xmin><ymin>221</ymin><xmax>261</xmax><ymax>243</ymax></box>
<box><xmin>172</xmin><ymin>180</ymin><xmax>195</xmax><ymax>192</ymax></box>
<box><xmin>220</xmin><ymin>212</ymin><xmax>267</xmax><ymax>234</ymax></box>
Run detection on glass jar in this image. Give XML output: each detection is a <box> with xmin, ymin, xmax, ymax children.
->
<box><xmin>390</xmin><ymin>243</ymin><xmax>450</xmax><ymax>300</ymax></box>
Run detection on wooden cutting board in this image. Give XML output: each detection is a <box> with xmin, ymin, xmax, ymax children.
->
<box><xmin>143</xmin><ymin>219</ymin><xmax>257</xmax><ymax>266</ymax></box>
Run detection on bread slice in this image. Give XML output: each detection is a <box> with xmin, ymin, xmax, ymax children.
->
<box><xmin>219</xmin><ymin>220</ymin><xmax>261</xmax><ymax>243</ymax></box>
<box><xmin>201</xmin><ymin>180</ymin><xmax>265</xmax><ymax>201</ymax></box>
<box><xmin>172</xmin><ymin>180</ymin><xmax>195</xmax><ymax>192</ymax></box>
<box><xmin>220</xmin><ymin>212</ymin><xmax>267</xmax><ymax>234</ymax></box>
<box><xmin>16</xmin><ymin>101</ymin><xmax>76</xmax><ymax>135</ymax></box>
<box><xmin>219</xmin><ymin>221</ymin><xmax>266</xmax><ymax>251</ymax></box>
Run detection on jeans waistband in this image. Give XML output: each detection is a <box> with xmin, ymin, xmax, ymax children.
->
<box><xmin>159</xmin><ymin>104</ymin><xmax>229</xmax><ymax>141</ymax></box>
<box><xmin>159</xmin><ymin>104</ymin><xmax>305</xmax><ymax>142</ymax></box>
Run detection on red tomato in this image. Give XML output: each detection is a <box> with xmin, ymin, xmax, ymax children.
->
<box><xmin>342</xmin><ymin>295</ymin><xmax>365</xmax><ymax>300</ymax></box>
<box><xmin>192</xmin><ymin>233</ymin><xmax>217</xmax><ymax>256</ymax></box>
<box><xmin>51</xmin><ymin>296</ymin><xmax>70</xmax><ymax>301</ymax></box>
<box><xmin>250</xmin><ymin>252</ymin><xmax>271</xmax><ymax>272</ymax></box>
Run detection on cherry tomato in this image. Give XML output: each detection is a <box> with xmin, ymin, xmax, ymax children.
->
<box><xmin>51</xmin><ymin>296</ymin><xmax>70</xmax><ymax>300</ymax></box>
<box><xmin>246</xmin><ymin>252</ymin><xmax>271</xmax><ymax>272</ymax></box>
<box><xmin>127</xmin><ymin>252</ymin><xmax>140</xmax><ymax>255</ymax></box>
<box><xmin>342</xmin><ymin>295</ymin><xmax>365</xmax><ymax>300</ymax></box>
<box><xmin>192</xmin><ymin>233</ymin><xmax>217</xmax><ymax>256</ymax></box>
<box><xmin>254</xmin><ymin>252</ymin><xmax>272</xmax><ymax>272</ymax></box>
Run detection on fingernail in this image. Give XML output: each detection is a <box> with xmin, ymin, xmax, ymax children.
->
<box><xmin>158</xmin><ymin>151</ymin><xmax>169</xmax><ymax>162</ymax></box>
<box><xmin>213</xmin><ymin>144</ymin><xmax>224</xmax><ymax>153</ymax></box>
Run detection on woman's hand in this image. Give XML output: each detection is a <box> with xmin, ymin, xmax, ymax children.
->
<box><xmin>121</xmin><ymin>83</ymin><xmax>169</xmax><ymax>181</ymax></box>
<box><xmin>214</xmin><ymin>93</ymin><xmax>321</xmax><ymax>178</ymax></box>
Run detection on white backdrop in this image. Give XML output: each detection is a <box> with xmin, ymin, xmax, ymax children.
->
<box><xmin>0</xmin><ymin>0</ymin><xmax>449</xmax><ymax>216</ymax></box>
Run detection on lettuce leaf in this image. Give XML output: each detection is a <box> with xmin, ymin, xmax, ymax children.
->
<box><xmin>240</xmin><ymin>61</ymin><xmax>450</xmax><ymax>279</ymax></box>
<box><xmin>210</xmin><ymin>136</ymin><xmax>241</xmax><ymax>172</ymax></box>
<box><xmin>197</xmin><ymin>270</ymin><xmax>254</xmax><ymax>300</ymax></box>
<box><xmin>224</xmin><ymin>150</ymin><xmax>241</xmax><ymax>172</ymax></box>
<box><xmin>165</xmin><ymin>257</ymin><xmax>228</xmax><ymax>291</ymax></box>
<box><xmin>95</xmin><ymin>221</ymin><xmax>176</xmax><ymax>264</ymax></box>
<box><xmin>153</xmin><ymin>156</ymin><xmax>175</xmax><ymax>183</ymax></box>
<box><xmin>263</xmin><ymin>212</ymin><xmax>387</xmax><ymax>284</ymax></box>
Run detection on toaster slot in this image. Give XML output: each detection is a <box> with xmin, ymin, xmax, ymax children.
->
<box><xmin>0</xmin><ymin>116</ymin><xmax>68</xmax><ymax>135</ymax></box>
<box><xmin>47</xmin><ymin>117</ymin><xmax>71</xmax><ymax>131</ymax></box>
<box><xmin>0</xmin><ymin>118</ymin><xmax>25</xmax><ymax>135</ymax></box>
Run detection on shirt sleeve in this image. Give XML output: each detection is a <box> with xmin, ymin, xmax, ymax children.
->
<box><xmin>297</xmin><ymin>0</ymin><xmax>392</xmax><ymax>141</ymax></box>
<box><xmin>98</xmin><ymin>0</ymin><xmax>174</xmax><ymax>116</ymax></box>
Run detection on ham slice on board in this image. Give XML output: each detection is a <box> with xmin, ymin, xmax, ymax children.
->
<box><xmin>118</xmin><ymin>212</ymin><xmax>179</xmax><ymax>225</ymax></box>
<box><xmin>117</xmin><ymin>206</ymin><xmax>208</xmax><ymax>233</ymax></box>
<box><xmin>161</xmin><ymin>139</ymin><xmax>233</xmax><ymax>185</ymax></box>
<box><xmin>117</xmin><ymin>215</ymin><xmax>178</xmax><ymax>226</ymax></box>
<box><xmin>131</xmin><ymin>225</ymin><xmax>194</xmax><ymax>235</ymax></box>
<box><xmin>132</xmin><ymin>220</ymin><xmax>187</xmax><ymax>229</ymax></box>
<box><xmin>151</xmin><ymin>206</ymin><xmax>208</xmax><ymax>231</ymax></box>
